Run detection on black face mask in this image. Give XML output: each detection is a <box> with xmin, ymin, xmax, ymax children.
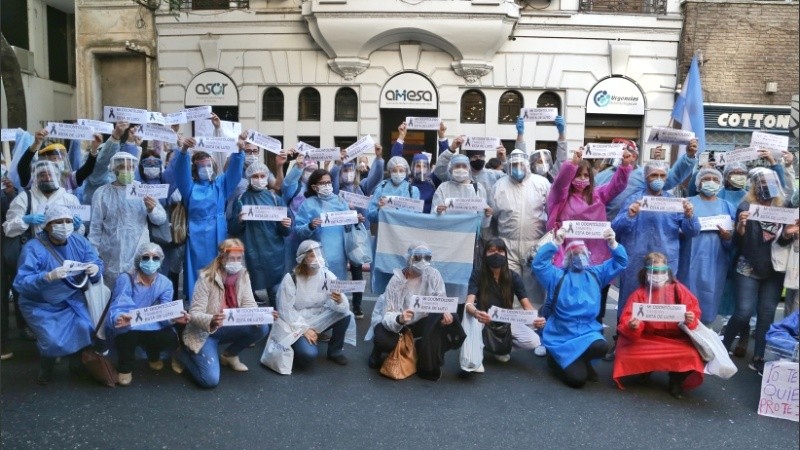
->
<box><xmin>486</xmin><ymin>253</ymin><xmax>506</xmax><ymax>268</ymax></box>
<box><xmin>38</xmin><ymin>181</ymin><xmax>58</xmax><ymax>193</ymax></box>
<box><xmin>470</xmin><ymin>159</ymin><xmax>486</xmax><ymax>171</ymax></box>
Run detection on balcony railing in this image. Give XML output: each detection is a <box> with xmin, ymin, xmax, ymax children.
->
<box><xmin>175</xmin><ymin>0</ymin><xmax>249</xmax><ymax>11</ymax></box>
<box><xmin>579</xmin><ymin>0</ymin><xmax>667</xmax><ymax>15</ymax></box>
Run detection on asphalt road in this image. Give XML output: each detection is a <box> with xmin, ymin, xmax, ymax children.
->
<box><xmin>1</xmin><ymin>297</ymin><xmax>797</xmax><ymax>450</ymax></box>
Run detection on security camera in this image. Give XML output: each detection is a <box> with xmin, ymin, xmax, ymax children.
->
<box><xmin>159</xmin><ymin>80</ymin><xmax>165</xmax><ymax>88</ymax></box>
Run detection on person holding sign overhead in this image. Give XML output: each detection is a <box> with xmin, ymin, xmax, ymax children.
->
<box><xmin>108</xmin><ymin>243</ymin><xmax>189</xmax><ymax>386</ymax></box>
<box><xmin>464</xmin><ymin>239</ymin><xmax>543</xmax><ymax>369</ymax></box>
<box><xmin>613</xmin><ymin>252</ymin><xmax>704</xmax><ymax>399</ymax></box>
<box><xmin>722</xmin><ymin>168</ymin><xmax>798</xmax><ymax>375</ymax></box>
<box><xmin>176</xmin><ymin>239</ymin><xmax>272</xmax><ymax>388</ymax></box>
<box><xmin>677</xmin><ymin>167</ymin><xmax>737</xmax><ymax>325</ymax></box>
<box><xmin>273</xmin><ymin>240</ymin><xmax>353</xmax><ymax>369</ymax></box>
<box><xmin>368</xmin><ymin>243</ymin><xmax>464</xmax><ymax>381</ymax></box>
<box><xmin>228</xmin><ymin>162</ymin><xmax>291</xmax><ymax>307</ymax></box>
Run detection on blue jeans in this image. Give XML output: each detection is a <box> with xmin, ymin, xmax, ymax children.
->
<box><xmin>292</xmin><ymin>316</ymin><xmax>349</xmax><ymax>369</ymax></box>
<box><xmin>722</xmin><ymin>272</ymin><xmax>783</xmax><ymax>359</ymax></box>
<box><xmin>179</xmin><ymin>324</ymin><xmax>269</xmax><ymax>388</ymax></box>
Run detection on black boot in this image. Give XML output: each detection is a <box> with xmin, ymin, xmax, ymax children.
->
<box><xmin>37</xmin><ymin>357</ymin><xmax>56</xmax><ymax>385</ymax></box>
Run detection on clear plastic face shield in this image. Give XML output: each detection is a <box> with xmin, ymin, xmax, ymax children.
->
<box><xmin>243</xmin><ymin>144</ymin><xmax>262</xmax><ymax>167</ymax></box>
<box><xmin>412</xmin><ymin>158</ymin><xmax>430</xmax><ymax>182</ymax></box>
<box><xmin>33</xmin><ymin>161</ymin><xmax>62</xmax><ymax>193</ymax></box>
<box><xmin>340</xmin><ymin>163</ymin><xmax>357</xmax><ymax>185</ymax></box>
<box><xmin>563</xmin><ymin>241</ymin><xmax>590</xmax><ymax>270</ymax></box>
<box><xmin>38</xmin><ymin>144</ymin><xmax>72</xmax><ymax>175</ymax></box>
<box><xmin>141</xmin><ymin>156</ymin><xmax>163</xmax><ymax>180</ymax></box>
<box><xmin>529</xmin><ymin>150</ymin><xmax>553</xmax><ymax>176</ymax></box>
<box><xmin>508</xmin><ymin>151</ymin><xmax>529</xmax><ymax>181</ymax></box>
<box><xmin>750</xmin><ymin>168</ymin><xmax>784</xmax><ymax>202</ymax></box>
<box><xmin>195</xmin><ymin>157</ymin><xmax>217</xmax><ymax>181</ymax></box>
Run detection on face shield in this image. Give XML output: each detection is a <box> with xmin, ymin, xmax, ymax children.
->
<box><xmin>111</xmin><ymin>153</ymin><xmax>139</xmax><ymax>185</ymax></box>
<box><xmin>563</xmin><ymin>241</ymin><xmax>591</xmax><ymax>271</ymax></box>
<box><xmin>529</xmin><ymin>149</ymin><xmax>553</xmax><ymax>176</ymax></box>
<box><xmin>33</xmin><ymin>161</ymin><xmax>61</xmax><ymax>193</ymax></box>
<box><xmin>140</xmin><ymin>156</ymin><xmax>163</xmax><ymax>180</ymax></box>
<box><xmin>749</xmin><ymin>168</ymin><xmax>784</xmax><ymax>202</ymax></box>
<box><xmin>296</xmin><ymin>240</ymin><xmax>325</xmax><ymax>269</ymax></box>
<box><xmin>38</xmin><ymin>144</ymin><xmax>72</xmax><ymax>175</ymax></box>
<box><xmin>340</xmin><ymin>163</ymin><xmax>357</xmax><ymax>185</ymax></box>
<box><xmin>508</xmin><ymin>150</ymin><xmax>529</xmax><ymax>182</ymax></box>
<box><xmin>411</xmin><ymin>156</ymin><xmax>430</xmax><ymax>182</ymax></box>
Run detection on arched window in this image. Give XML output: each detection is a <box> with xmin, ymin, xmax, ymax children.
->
<box><xmin>460</xmin><ymin>90</ymin><xmax>485</xmax><ymax>124</ymax></box>
<box><xmin>261</xmin><ymin>87</ymin><xmax>284</xmax><ymax>121</ymax></box>
<box><xmin>298</xmin><ymin>87</ymin><xmax>321</xmax><ymax>121</ymax></box>
<box><xmin>537</xmin><ymin>91</ymin><xmax>562</xmax><ymax>115</ymax></box>
<box><xmin>334</xmin><ymin>88</ymin><xmax>358</xmax><ymax>122</ymax></box>
<box><xmin>498</xmin><ymin>90</ymin><xmax>523</xmax><ymax>123</ymax></box>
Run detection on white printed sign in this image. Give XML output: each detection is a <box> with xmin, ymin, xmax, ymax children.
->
<box><xmin>45</xmin><ymin>122</ymin><xmax>95</xmax><ymax>141</ymax></box>
<box><xmin>758</xmin><ymin>360</ymin><xmax>799</xmax><ymax>422</ymax></box>
<box><xmin>304</xmin><ymin>147</ymin><xmax>341</xmax><ymax>161</ymax></box>
<box><xmin>145</xmin><ymin>111</ymin><xmax>166</xmax><ymax>126</ymax></box>
<box><xmin>65</xmin><ymin>205</ymin><xmax>91</xmax><ymax>221</ymax></box>
<box><xmin>60</xmin><ymin>260</ymin><xmax>92</xmax><ymax>273</ymax></box>
<box><xmin>245</xmin><ymin>130</ymin><xmax>282</xmax><ymax>155</ymax></box>
<box><xmin>192</xmin><ymin>136</ymin><xmax>238</xmax><ymax>154</ymax></box>
<box><xmin>747</xmin><ymin>205</ymin><xmax>799</xmax><ymax>225</ymax></box>
<box><xmin>647</xmin><ymin>127</ymin><xmax>695</xmax><ymax>145</ymax></box>
<box><xmin>563</xmin><ymin>220</ymin><xmax>611</xmax><ymax>239</ymax></box>
<box><xmin>328</xmin><ymin>279</ymin><xmax>367</xmax><ymax>293</ymax></box>
<box><xmin>1</xmin><ymin>128</ymin><xmax>21</xmax><ymax>142</ymax></box>
<box><xmin>77</xmin><ymin>119</ymin><xmax>114</xmax><ymax>135</ymax></box>
<box><xmin>344</xmin><ymin>135</ymin><xmax>375</xmax><ymax>163</ymax></box>
<box><xmin>139</xmin><ymin>123</ymin><xmax>177</xmax><ymax>143</ymax></box>
<box><xmin>699</xmin><ymin>215</ymin><xmax>734</xmax><ymax>231</ymax></box>
<box><xmin>165</xmin><ymin>111</ymin><xmax>187</xmax><ymax>126</ymax></box>
<box><xmin>222</xmin><ymin>307</ymin><xmax>275</xmax><ymax>326</ymax></box>
<box><xmin>340</xmin><ymin>191</ymin><xmax>371</xmax><ymax>209</ymax></box>
<box><xmin>320</xmin><ymin>210</ymin><xmax>359</xmax><ymax>227</ymax></box>
<box><xmin>128</xmin><ymin>300</ymin><xmax>184</xmax><ymax>326</ymax></box>
<box><xmin>584</xmin><ymin>143</ymin><xmax>625</xmax><ymax>159</ymax></box>
<box><xmin>751</xmin><ymin>131</ymin><xmax>789</xmax><ymax>155</ymax></box>
<box><xmin>182</xmin><ymin>106</ymin><xmax>213</xmax><ymax>122</ymax></box>
<box><xmin>462</xmin><ymin>136</ymin><xmax>501</xmax><ymax>151</ymax></box>
<box><xmin>296</xmin><ymin>141</ymin><xmax>314</xmax><ymax>155</ymax></box>
<box><xmin>713</xmin><ymin>147</ymin><xmax>760</xmax><ymax>165</ymax></box>
<box><xmin>405</xmin><ymin>117</ymin><xmax>441</xmax><ymax>130</ymax></box>
<box><xmin>411</xmin><ymin>295</ymin><xmax>458</xmax><ymax>314</ymax></box>
<box><xmin>240</xmin><ymin>205</ymin><xmax>288</xmax><ymax>222</ymax></box>
<box><xmin>126</xmin><ymin>183</ymin><xmax>169</xmax><ymax>200</ymax></box>
<box><xmin>632</xmin><ymin>303</ymin><xmax>686</xmax><ymax>322</ymax></box>
<box><xmin>384</xmin><ymin>196</ymin><xmax>425</xmax><ymax>213</ymax></box>
<box><xmin>444</xmin><ymin>197</ymin><xmax>487</xmax><ymax>213</ymax></box>
<box><xmin>487</xmin><ymin>306</ymin><xmax>538</xmax><ymax>325</ymax></box>
<box><xmin>639</xmin><ymin>196</ymin><xmax>685</xmax><ymax>213</ymax></box>
<box><xmin>520</xmin><ymin>107</ymin><xmax>557</xmax><ymax>122</ymax></box>
<box><xmin>104</xmin><ymin>106</ymin><xmax>148</xmax><ymax>124</ymax></box>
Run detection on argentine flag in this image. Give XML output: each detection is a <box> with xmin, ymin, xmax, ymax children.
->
<box><xmin>373</xmin><ymin>208</ymin><xmax>481</xmax><ymax>295</ymax></box>
<box><xmin>671</xmin><ymin>55</ymin><xmax>706</xmax><ymax>155</ymax></box>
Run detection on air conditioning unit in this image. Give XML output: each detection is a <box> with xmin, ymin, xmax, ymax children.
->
<box><xmin>11</xmin><ymin>46</ymin><xmax>35</xmax><ymax>74</ymax></box>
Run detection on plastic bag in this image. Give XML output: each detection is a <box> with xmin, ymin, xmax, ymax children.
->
<box><xmin>459</xmin><ymin>310</ymin><xmax>484</xmax><ymax>372</ymax></box>
<box><xmin>364</xmin><ymin>294</ymin><xmax>385</xmax><ymax>342</ymax></box>
<box><xmin>84</xmin><ymin>278</ymin><xmax>111</xmax><ymax>340</ymax></box>
<box><xmin>345</xmin><ymin>223</ymin><xmax>373</xmax><ymax>265</ymax></box>
<box><xmin>260</xmin><ymin>320</ymin><xmax>296</xmax><ymax>375</ymax></box>
<box><xmin>680</xmin><ymin>321</ymin><xmax>738</xmax><ymax>379</ymax></box>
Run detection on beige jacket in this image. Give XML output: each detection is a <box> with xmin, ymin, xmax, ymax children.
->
<box><xmin>183</xmin><ymin>269</ymin><xmax>257</xmax><ymax>353</ymax></box>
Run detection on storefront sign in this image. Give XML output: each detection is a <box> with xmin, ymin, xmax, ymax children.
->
<box><xmin>380</xmin><ymin>72</ymin><xmax>438</xmax><ymax>110</ymax></box>
<box><xmin>705</xmin><ymin>104</ymin><xmax>791</xmax><ymax>133</ymax></box>
<box><xmin>185</xmin><ymin>71</ymin><xmax>238</xmax><ymax>107</ymax></box>
<box><xmin>586</xmin><ymin>77</ymin><xmax>645</xmax><ymax>115</ymax></box>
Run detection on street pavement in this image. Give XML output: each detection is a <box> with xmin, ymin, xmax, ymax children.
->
<box><xmin>1</xmin><ymin>295</ymin><xmax>797</xmax><ymax>449</ymax></box>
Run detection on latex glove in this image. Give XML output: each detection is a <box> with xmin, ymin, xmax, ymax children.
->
<box><xmin>555</xmin><ymin>116</ymin><xmax>566</xmax><ymax>135</ymax></box>
<box><xmin>45</xmin><ymin>267</ymin><xmax>69</xmax><ymax>282</ymax></box>
<box><xmin>516</xmin><ymin>116</ymin><xmax>525</xmax><ymax>135</ymax></box>
<box><xmin>72</xmin><ymin>215</ymin><xmax>82</xmax><ymax>231</ymax></box>
<box><xmin>603</xmin><ymin>228</ymin><xmax>618</xmax><ymax>249</ymax></box>
<box><xmin>553</xmin><ymin>227</ymin><xmax>567</xmax><ymax>246</ymax></box>
<box><xmin>23</xmin><ymin>213</ymin><xmax>46</xmax><ymax>225</ymax></box>
<box><xmin>85</xmin><ymin>263</ymin><xmax>100</xmax><ymax>277</ymax></box>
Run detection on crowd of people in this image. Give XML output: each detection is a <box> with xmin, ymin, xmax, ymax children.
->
<box><xmin>1</xmin><ymin>112</ymin><xmax>798</xmax><ymax>398</ymax></box>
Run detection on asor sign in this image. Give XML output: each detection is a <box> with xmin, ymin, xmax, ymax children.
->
<box><xmin>586</xmin><ymin>76</ymin><xmax>645</xmax><ymax>115</ymax></box>
<box><xmin>185</xmin><ymin>70</ymin><xmax>238</xmax><ymax>106</ymax></box>
<box><xmin>380</xmin><ymin>72</ymin><xmax>438</xmax><ymax>110</ymax></box>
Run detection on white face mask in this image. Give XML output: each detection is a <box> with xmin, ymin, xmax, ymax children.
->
<box><xmin>647</xmin><ymin>272</ymin><xmax>669</xmax><ymax>287</ymax></box>
<box><xmin>143</xmin><ymin>167</ymin><xmax>161</xmax><ymax>179</ymax></box>
<box><xmin>317</xmin><ymin>184</ymin><xmax>334</xmax><ymax>197</ymax></box>
<box><xmin>308</xmin><ymin>258</ymin><xmax>325</xmax><ymax>270</ymax></box>
<box><xmin>451</xmin><ymin>168</ymin><xmax>469</xmax><ymax>183</ymax></box>
<box><xmin>343</xmin><ymin>172</ymin><xmax>355</xmax><ymax>184</ymax></box>
<box><xmin>224</xmin><ymin>261</ymin><xmax>243</xmax><ymax>274</ymax></box>
<box><xmin>411</xmin><ymin>260</ymin><xmax>430</xmax><ymax>273</ymax></box>
<box><xmin>250</xmin><ymin>177</ymin><xmax>268</xmax><ymax>191</ymax></box>
<box><xmin>390</xmin><ymin>172</ymin><xmax>406</xmax><ymax>185</ymax></box>
<box><xmin>50</xmin><ymin>223</ymin><xmax>73</xmax><ymax>241</ymax></box>
<box><xmin>245</xmin><ymin>155</ymin><xmax>258</xmax><ymax>166</ymax></box>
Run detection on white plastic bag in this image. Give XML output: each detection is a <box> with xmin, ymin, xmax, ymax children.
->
<box><xmin>459</xmin><ymin>310</ymin><xmax>484</xmax><ymax>372</ymax></box>
<box><xmin>345</xmin><ymin>223</ymin><xmax>373</xmax><ymax>265</ymax></box>
<box><xmin>260</xmin><ymin>319</ymin><xmax>298</xmax><ymax>375</ymax></box>
<box><xmin>364</xmin><ymin>294</ymin><xmax>386</xmax><ymax>342</ymax></box>
<box><xmin>84</xmin><ymin>278</ymin><xmax>111</xmax><ymax>340</ymax></box>
<box><xmin>783</xmin><ymin>240</ymin><xmax>799</xmax><ymax>289</ymax></box>
<box><xmin>681</xmin><ymin>322</ymin><xmax>737</xmax><ymax>379</ymax></box>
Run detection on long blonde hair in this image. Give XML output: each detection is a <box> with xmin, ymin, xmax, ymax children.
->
<box><xmin>200</xmin><ymin>238</ymin><xmax>246</xmax><ymax>282</ymax></box>
<box><xmin>743</xmin><ymin>183</ymin><xmax>784</xmax><ymax>207</ymax></box>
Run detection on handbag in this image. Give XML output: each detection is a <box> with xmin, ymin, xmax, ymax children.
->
<box><xmin>380</xmin><ymin>328</ymin><xmax>417</xmax><ymax>380</ymax></box>
<box><xmin>679</xmin><ymin>321</ymin><xmax>738</xmax><ymax>379</ymax></box>
<box><xmin>344</xmin><ymin>222</ymin><xmax>373</xmax><ymax>265</ymax></box>
<box><xmin>170</xmin><ymin>201</ymin><xmax>188</xmax><ymax>245</ymax></box>
<box><xmin>2</xmin><ymin>190</ymin><xmax>32</xmax><ymax>268</ymax></box>
<box><xmin>482</xmin><ymin>321</ymin><xmax>512</xmax><ymax>356</ymax></box>
<box><xmin>148</xmin><ymin>215</ymin><xmax>173</xmax><ymax>246</ymax></box>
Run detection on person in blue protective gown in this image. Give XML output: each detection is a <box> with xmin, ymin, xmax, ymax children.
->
<box><xmin>14</xmin><ymin>205</ymin><xmax>104</xmax><ymax>385</ymax></box>
<box><xmin>391</xmin><ymin>121</ymin><xmax>444</xmax><ymax>211</ymax></box>
<box><xmin>717</xmin><ymin>162</ymin><xmax>748</xmax><ymax>210</ymax></box>
<box><xmin>293</xmin><ymin>169</ymin><xmax>365</xmax><ymax>280</ymax></box>
<box><xmin>532</xmin><ymin>226</ymin><xmax>628</xmax><ymax>388</ymax></box>
<box><xmin>366</xmin><ymin>156</ymin><xmax>421</xmax><ymax>223</ymax></box>
<box><xmin>228</xmin><ymin>162</ymin><xmax>292</xmax><ymax>307</ymax></box>
<box><xmin>677</xmin><ymin>167</ymin><xmax>737</xmax><ymax>324</ymax></box>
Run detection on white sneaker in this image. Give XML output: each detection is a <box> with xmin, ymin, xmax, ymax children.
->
<box><xmin>171</xmin><ymin>355</ymin><xmax>184</xmax><ymax>374</ymax></box>
<box><xmin>534</xmin><ymin>346</ymin><xmax>547</xmax><ymax>357</ymax></box>
<box><xmin>118</xmin><ymin>372</ymin><xmax>132</xmax><ymax>386</ymax></box>
<box><xmin>148</xmin><ymin>360</ymin><xmax>164</xmax><ymax>371</ymax></box>
<box><xmin>475</xmin><ymin>364</ymin><xmax>485</xmax><ymax>373</ymax></box>
<box><xmin>494</xmin><ymin>354</ymin><xmax>511</xmax><ymax>363</ymax></box>
<box><xmin>220</xmin><ymin>354</ymin><xmax>249</xmax><ymax>372</ymax></box>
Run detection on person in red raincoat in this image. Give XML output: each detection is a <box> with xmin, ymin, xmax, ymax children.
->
<box><xmin>613</xmin><ymin>252</ymin><xmax>704</xmax><ymax>399</ymax></box>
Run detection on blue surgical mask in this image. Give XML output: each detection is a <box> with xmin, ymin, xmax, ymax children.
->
<box><xmin>391</xmin><ymin>172</ymin><xmax>406</xmax><ymax>185</ymax></box>
<box><xmin>511</xmin><ymin>167</ymin><xmax>525</xmax><ymax>181</ymax></box>
<box><xmin>648</xmin><ymin>179</ymin><xmax>665</xmax><ymax>192</ymax></box>
<box><xmin>139</xmin><ymin>259</ymin><xmax>161</xmax><ymax>275</ymax></box>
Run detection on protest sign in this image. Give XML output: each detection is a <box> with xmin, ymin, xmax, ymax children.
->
<box><xmin>487</xmin><ymin>306</ymin><xmax>538</xmax><ymax>325</ymax></box>
<box><xmin>411</xmin><ymin>295</ymin><xmax>458</xmax><ymax>314</ymax></box>
<box><xmin>583</xmin><ymin>143</ymin><xmax>625</xmax><ymax>159</ymax></box>
<box><xmin>182</xmin><ymin>106</ymin><xmax>213</xmax><ymax>122</ymax></box>
<box><xmin>344</xmin><ymin>135</ymin><xmax>375</xmax><ymax>163</ymax></box>
<box><xmin>758</xmin><ymin>360</ymin><xmax>799</xmax><ymax>422</ymax></box>
<box><xmin>639</xmin><ymin>196</ymin><xmax>685</xmax><ymax>213</ymax></box>
<box><xmin>146</xmin><ymin>111</ymin><xmax>166</xmax><ymax>126</ymax></box>
<box><xmin>104</xmin><ymin>106</ymin><xmax>148</xmax><ymax>124</ymax></box>
<box><xmin>127</xmin><ymin>300</ymin><xmax>184</xmax><ymax>326</ymax></box>
<box><xmin>191</xmin><ymin>136</ymin><xmax>238</xmax><ymax>154</ymax></box>
<box><xmin>195</xmin><ymin>119</ymin><xmax>241</xmax><ymax>139</ymax></box>
<box><xmin>45</xmin><ymin>123</ymin><xmax>95</xmax><ymax>141</ymax></box>
<box><xmin>520</xmin><ymin>107</ymin><xmax>557</xmax><ymax>122</ymax></box>
<box><xmin>1</xmin><ymin>128</ymin><xmax>22</xmax><ymax>142</ymax></box>
<box><xmin>77</xmin><ymin>119</ymin><xmax>114</xmax><ymax>135</ymax></box>
<box><xmin>647</xmin><ymin>127</ymin><xmax>695</xmax><ymax>145</ymax></box>
<box><xmin>462</xmin><ymin>136</ymin><xmax>500</xmax><ymax>151</ymax></box>
<box><xmin>340</xmin><ymin>191</ymin><xmax>371</xmax><ymax>209</ymax></box>
<box><xmin>126</xmin><ymin>183</ymin><xmax>169</xmax><ymax>200</ymax></box>
<box><xmin>222</xmin><ymin>307</ymin><xmax>275</xmax><ymax>326</ymax></box>
<box><xmin>384</xmin><ymin>196</ymin><xmax>424</xmax><ymax>213</ymax></box>
<box><xmin>444</xmin><ymin>197</ymin><xmax>487</xmax><ymax>213</ymax></box>
<box><xmin>240</xmin><ymin>205</ymin><xmax>288</xmax><ymax>222</ymax></box>
<box><xmin>713</xmin><ymin>147</ymin><xmax>760</xmax><ymax>166</ymax></box>
<box><xmin>304</xmin><ymin>147</ymin><xmax>341</xmax><ymax>161</ymax></box>
<box><xmin>751</xmin><ymin>131</ymin><xmax>789</xmax><ymax>156</ymax></box>
<box><xmin>329</xmin><ymin>279</ymin><xmax>367</xmax><ymax>293</ymax></box>
<box><xmin>699</xmin><ymin>215</ymin><xmax>734</xmax><ymax>231</ymax></box>
<box><xmin>296</xmin><ymin>141</ymin><xmax>314</xmax><ymax>155</ymax></box>
<box><xmin>165</xmin><ymin>111</ymin><xmax>187</xmax><ymax>125</ymax></box>
<box><xmin>60</xmin><ymin>260</ymin><xmax>92</xmax><ymax>273</ymax></box>
<box><xmin>405</xmin><ymin>117</ymin><xmax>441</xmax><ymax>130</ymax></box>
<box><xmin>631</xmin><ymin>303</ymin><xmax>686</xmax><ymax>322</ymax></box>
<box><xmin>320</xmin><ymin>210</ymin><xmax>359</xmax><ymax>227</ymax></box>
<box><xmin>747</xmin><ymin>205</ymin><xmax>799</xmax><ymax>225</ymax></box>
<box><xmin>139</xmin><ymin>123</ymin><xmax>177</xmax><ymax>142</ymax></box>
<box><xmin>65</xmin><ymin>205</ymin><xmax>91</xmax><ymax>221</ymax></box>
<box><xmin>563</xmin><ymin>220</ymin><xmax>611</xmax><ymax>239</ymax></box>
<box><xmin>245</xmin><ymin>130</ymin><xmax>282</xmax><ymax>154</ymax></box>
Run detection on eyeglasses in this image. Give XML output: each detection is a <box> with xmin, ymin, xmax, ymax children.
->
<box><xmin>412</xmin><ymin>254</ymin><xmax>432</xmax><ymax>262</ymax></box>
<box><xmin>316</xmin><ymin>181</ymin><xmax>332</xmax><ymax>186</ymax></box>
<box><xmin>141</xmin><ymin>255</ymin><xmax>161</xmax><ymax>262</ymax></box>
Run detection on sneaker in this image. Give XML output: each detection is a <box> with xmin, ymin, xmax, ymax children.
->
<box><xmin>328</xmin><ymin>354</ymin><xmax>349</xmax><ymax>366</ymax></box>
<box><xmin>668</xmin><ymin>383</ymin><xmax>685</xmax><ymax>400</ymax></box>
<box><xmin>220</xmin><ymin>354</ymin><xmax>249</xmax><ymax>372</ymax></box>
<box><xmin>354</xmin><ymin>308</ymin><xmax>364</xmax><ymax>320</ymax></box>
<box><xmin>494</xmin><ymin>354</ymin><xmax>511</xmax><ymax>363</ymax></box>
<box><xmin>171</xmin><ymin>355</ymin><xmax>184</xmax><ymax>374</ymax></box>
<box><xmin>748</xmin><ymin>358</ymin><xmax>765</xmax><ymax>376</ymax></box>
<box><xmin>475</xmin><ymin>364</ymin><xmax>485</xmax><ymax>373</ymax></box>
<box><xmin>1</xmin><ymin>351</ymin><xmax>13</xmax><ymax>361</ymax></box>
<box><xmin>368</xmin><ymin>349</ymin><xmax>382</xmax><ymax>369</ymax></box>
<box><xmin>603</xmin><ymin>343</ymin><xmax>616</xmax><ymax>361</ymax></box>
<box><xmin>118</xmin><ymin>372</ymin><xmax>133</xmax><ymax>386</ymax></box>
<box><xmin>148</xmin><ymin>360</ymin><xmax>164</xmax><ymax>371</ymax></box>
<box><xmin>733</xmin><ymin>334</ymin><xmax>748</xmax><ymax>358</ymax></box>
<box><xmin>534</xmin><ymin>346</ymin><xmax>547</xmax><ymax>357</ymax></box>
